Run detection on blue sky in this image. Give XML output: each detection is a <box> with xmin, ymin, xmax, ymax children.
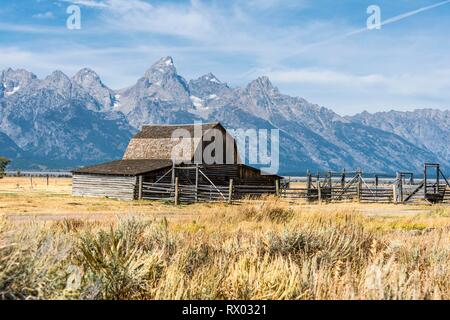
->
<box><xmin>1</xmin><ymin>0</ymin><xmax>450</xmax><ymax>115</ymax></box>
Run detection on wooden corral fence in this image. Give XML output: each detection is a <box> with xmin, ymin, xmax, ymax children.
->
<box><xmin>135</xmin><ymin>163</ymin><xmax>450</xmax><ymax>205</ymax></box>
<box><xmin>398</xmin><ymin>163</ymin><xmax>450</xmax><ymax>204</ymax></box>
<box><xmin>280</xmin><ymin>170</ymin><xmax>395</xmax><ymax>203</ymax></box>
<box><xmin>72</xmin><ymin>163</ymin><xmax>449</xmax><ymax>205</ymax></box>
<box><xmin>4</xmin><ymin>171</ymin><xmax>72</xmax><ymax>189</ymax></box>
<box><xmin>140</xmin><ymin>177</ymin><xmax>277</xmax><ymax>204</ymax></box>
<box><xmin>5</xmin><ymin>171</ymin><xmax>72</xmax><ymax>178</ymax></box>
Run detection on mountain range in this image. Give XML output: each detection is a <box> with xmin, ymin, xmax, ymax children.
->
<box><xmin>1</xmin><ymin>56</ymin><xmax>448</xmax><ymax>174</ymax></box>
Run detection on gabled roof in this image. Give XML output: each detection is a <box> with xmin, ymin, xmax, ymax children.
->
<box><xmin>133</xmin><ymin>122</ymin><xmax>224</xmax><ymax>139</ymax></box>
<box><xmin>72</xmin><ymin>159</ymin><xmax>173</xmax><ymax>176</ymax></box>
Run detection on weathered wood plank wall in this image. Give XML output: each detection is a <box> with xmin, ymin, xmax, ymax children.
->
<box><xmin>72</xmin><ymin>174</ymin><xmax>137</xmax><ymax>200</ymax></box>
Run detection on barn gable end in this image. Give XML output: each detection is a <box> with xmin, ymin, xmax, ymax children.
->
<box><xmin>123</xmin><ymin>123</ymin><xmax>239</xmax><ymax>164</ymax></box>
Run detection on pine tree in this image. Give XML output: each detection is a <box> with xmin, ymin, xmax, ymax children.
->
<box><xmin>0</xmin><ymin>157</ymin><xmax>11</xmax><ymax>178</ymax></box>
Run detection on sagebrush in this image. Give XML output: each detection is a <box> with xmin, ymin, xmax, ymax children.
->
<box><xmin>0</xmin><ymin>201</ymin><xmax>449</xmax><ymax>300</ymax></box>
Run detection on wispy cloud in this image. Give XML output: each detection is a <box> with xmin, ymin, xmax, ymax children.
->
<box><xmin>32</xmin><ymin>11</ymin><xmax>55</xmax><ymax>19</ymax></box>
<box><xmin>382</xmin><ymin>0</ymin><xmax>450</xmax><ymax>26</ymax></box>
<box><xmin>0</xmin><ymin>22</ymin><xmax>64</xmax><ymax>34</ymax></box>
<box><xmin>269</xmin><ymin>69</ymin><xmax>385</xmax><ymax>87</ymax></box>
<box><xmin>244</xmin><ymin>0</ymin><xmax>309</xmax><ymax>10</ymax></box>
<box><xmin>60</xmin><ymin>0</ymin><xmax>108</xmax><ymax>8</ymax></box>
<box><xmin>284</xmin><ymin>0</ymin><xmax>450</xmax><ymax>60</ymax></box>
<box><xmin>268</xmin><ymin>67</ymin><xmax>450</xmax><ymax>96</ymax></box>
<box><xmin>62</xmin><ymin>0</ymin><xmax>240</xmax><ymax>41</ymax></box>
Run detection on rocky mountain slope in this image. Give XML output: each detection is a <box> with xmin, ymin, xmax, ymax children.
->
<box><xmin>0</xmin><ymin>131</ymin><xmax>23</xmax><ymax>160</ymax></box>
<box><xmin>0</xmin><ymin>57</ymin><xmax>447</xmax><ymax>174</ymax></box>
<box><xmin>0</xmin><ymin>68</ymin><xmax>134</xmax><ymax>169</ymax></box>
<box><xmin>349</xmin><ymin>109</ymin><xmax>450</xmax><ymax>165</ymax></box>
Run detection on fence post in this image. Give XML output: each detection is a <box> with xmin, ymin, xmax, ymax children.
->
<box><xmin>395</xmin><ymin>172</ymin><xmax>403</xmax><ymax>203</ymax></box>
<box><xmin>424</xmin><ymin>164</ymin><xmax>429</xmax><ymax>199</ymax></box>
<box><xmin>275</xmin><ymin>179</ymin><xmax>280</xmax><ymax>197</ymax></box>
<box><xmin>317</xmin><ymin>173</ymin><xmax>322</xmax><ymax>204</ymax></box>
<box><xmin>393</xmin><ymin>184</ymin><xmax>398</xmax><ymax>204</ymax></box>
<box><xmin>399</xmin><ymin>174</ymin><xmax>403</xmax><ymax>202</ymax></box>
<box><xmin>138</xmin><ymin>175</ymin><xmax>143</xmax><ymax>200</ymax></box>
<box><xmin>375</xmin><ymin>175</ymin><xmax>379</xmax><ymax>202</ymax></box>
<box><xmin>46</xmin><ymin>174</ymin><xmax>49</xmax><ymax>186</ymax></box>
<box><xmin>356</xmin><ymin>181</ymin><xmax>361</xmax><ymax>202</ymax></box>
<box><xmin>30</xmin><ymin>176</ymin><xmax>33</xmax><ymax>189</ymax></box>
<box><xmin>174</xmin><ymin>177</ymin><xmax>179</xmax><ymax>205</ymax></box>
<box><xmin>436</xmin><ymin>164</ymin><xmax>440</xmax><ymax>194</ymax></box>
<box><xmin>341</xmin><ymin>169</ymin><xmax>346</xmax><ymax>188</ymax></box>
<box><xmin>195</xmin><ymin>164</ymin><xmax>199</xmax><ymax>202</ymax></box>
<box><xmin>356</xmin><ymin>171</ymin><xmax>362</xmax><ymax>202</ymax></box>
<box><xmin>306</xmin><ymin>170</ymin><xmax>312</xmax><ymax>189</ymax></box>
<box><xmin>228</xmin><ymin>179</ymin><xmax>233</xmax><ymax>204</ymax></box>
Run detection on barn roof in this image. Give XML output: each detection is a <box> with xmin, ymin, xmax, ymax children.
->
<box><xmin>72</xmin><ymin>159</ymin><xmax>173</xmax><ymax>176</ymax></box>
<box><xmin>133</xmin><ymin>122</ymin><xmax>223</xmax><ymax>139</ymax></box>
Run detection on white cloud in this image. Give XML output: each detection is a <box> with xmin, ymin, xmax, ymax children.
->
<box><xmin>58</xmin><ymin>0</ymin><xmax>308</xmax><ymax>51</ymax></box>
<box><xmin>245</xmin><ymin>0</ymin><xmax>309</xmax><ymax>10</ymax></box>
<box><xmin>265</xmin><ymin>66</ymin><xmax>450</xmax><ymax>115</ymax></box>
<box><xmin>106</xmin><ymin>0</ymin><xmax>216</xmax><ymax>40</ymax></box>
<box><xmin>381</xmin><ymin>0</ymin><xmax>450</xmax><ymax>27</ymax></box>
<box><xmin>269</xmin><ymin>69</ymin><xmax>385</xmax><ymax>87</ymax></box>
<box><xmin>0</xmin><ymin>22</ymin><xmax>63</xmax><ymax>33</ymax></box>
<box><xmin>60</xmin><ymin>0</ymin><xmax>108</xmax><ymax>8</ymax></box>
<box><xmin>32</xmin><ymin>11</ymin><xmax>55</xmax><ymax>19</ymax></box>
<box><xmin>269</xmin><ymin>67</ymin><xmax>450</xmax><ymax>96</ymax></box>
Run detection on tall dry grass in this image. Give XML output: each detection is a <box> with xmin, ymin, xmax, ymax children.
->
<box><xmin>0</xmin><ymin>200</ymin><xmax>449</xmax><ymax>300</ymax></box>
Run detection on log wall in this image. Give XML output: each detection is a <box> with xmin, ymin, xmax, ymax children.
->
<box><xmin>72</xmin><ymin>174</ymin><xmax>137</xmax><ymax>200</ymax></box>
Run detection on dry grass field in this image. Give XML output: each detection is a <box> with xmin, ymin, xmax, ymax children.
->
<box><xmin>0</xmin><ymin>177</ymin><xmax>449</xmax><ymax>300</ymax></box>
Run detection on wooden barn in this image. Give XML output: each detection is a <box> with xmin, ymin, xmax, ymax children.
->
<box><xmin>72</xmin><ymin>123</ymin><xmax>280</xmax><ymax>201</ymax></box>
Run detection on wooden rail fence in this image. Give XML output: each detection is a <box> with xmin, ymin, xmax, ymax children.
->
<box><xmin>141</xmin><ymin>179</ymin><xmax>276</xmax><ymax>204</ymax></box>
<box><xmin>128</xmin><ymin>164</ymin><xmax>450</xmax><ymax>205</ymax></box>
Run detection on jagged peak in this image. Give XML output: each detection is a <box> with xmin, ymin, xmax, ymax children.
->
<box><xmin>1</xmin><ymin>68</ymin><xmax>37</xmax><ymax>94</ymax></box>
<box><xmin>73</xmin><ymin>68</ymin><xmax>101</xmax><ymax>80</ymax></box>
<box><xmin>160</xmin><ymin>56</ymin><xmax>174</xmax><ymax>66</ymax></box>
<box><xmin>1</xmin><ymin>67</ymin><xmax>13</xmax><ymax>75</ymax></box>
<box><xmin>145</xmin><ymin>56</ymin><xmax>177</xmax><ymax>78</ymax></box>
<box><xmin>256</xmin><ymin>76</ymin><xmax>273</xmax><ymax>86</ymax></box>
<box><xmin>1</xmin><ymin>68</ymin><xmax>37</xmax><ymax>81</ymax></box>
<box><xmin>247</xmin><ymin>76</ymin><xmax>278</xmax><ymax>93</ymax></box>
<box><xmin>44</xmin><ymin>70</ymin><xmax>72</xmax><ymax>88</ymax></box>
<box><xmin>198</xmin><ymin>72</ymin><xmax>221</xmax><ymax>84</ymax></box>
<box><xmin>49</xmin><ymin>70</ymin><xmax>69</xmax><ymax>79</ymax></box>
<box><xmin>72</xmin><ymin>68</ymin><xmax>109</xmax><ymax>91</ymax></box>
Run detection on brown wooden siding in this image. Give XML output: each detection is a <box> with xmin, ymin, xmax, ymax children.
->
<box><xmin>72</xmin><ymin>174</ymin><xmax>137</xmax><ymax>200</ymax></box>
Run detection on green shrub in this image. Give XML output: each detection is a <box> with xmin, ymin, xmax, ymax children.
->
<box><xmin>0</xmin><ymin>157</ymin><xmax>11</xmax><ymax>178</ymax></box>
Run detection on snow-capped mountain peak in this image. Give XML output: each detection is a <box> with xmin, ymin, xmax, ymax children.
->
<box><xmin>72</xmin><ymin>68</ymin><xmax>115</xmax><ymax>111</ymax></box>
<box><xmin>246</xmin><ymin>76</ymin><xmax>279</xmax><ymax>95</ymax></box>
<box><xmin>201</xmin><ymin>73</ymin><xmax>221</xmax><ymax>83</ymax></box>
<box><xmin>144</xmin><ymin>56</ymin><xmax>177</xmax><ymax>79</ymax></box>
<box><xmin>1</xmin><ymin>68</ymin><xmax>37</xmax><ymax>94</ymax></box>
<box><xmin>73</xmin><ymin>68</ymin><xmax>102</xmax><ymax>84</ymax></box>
